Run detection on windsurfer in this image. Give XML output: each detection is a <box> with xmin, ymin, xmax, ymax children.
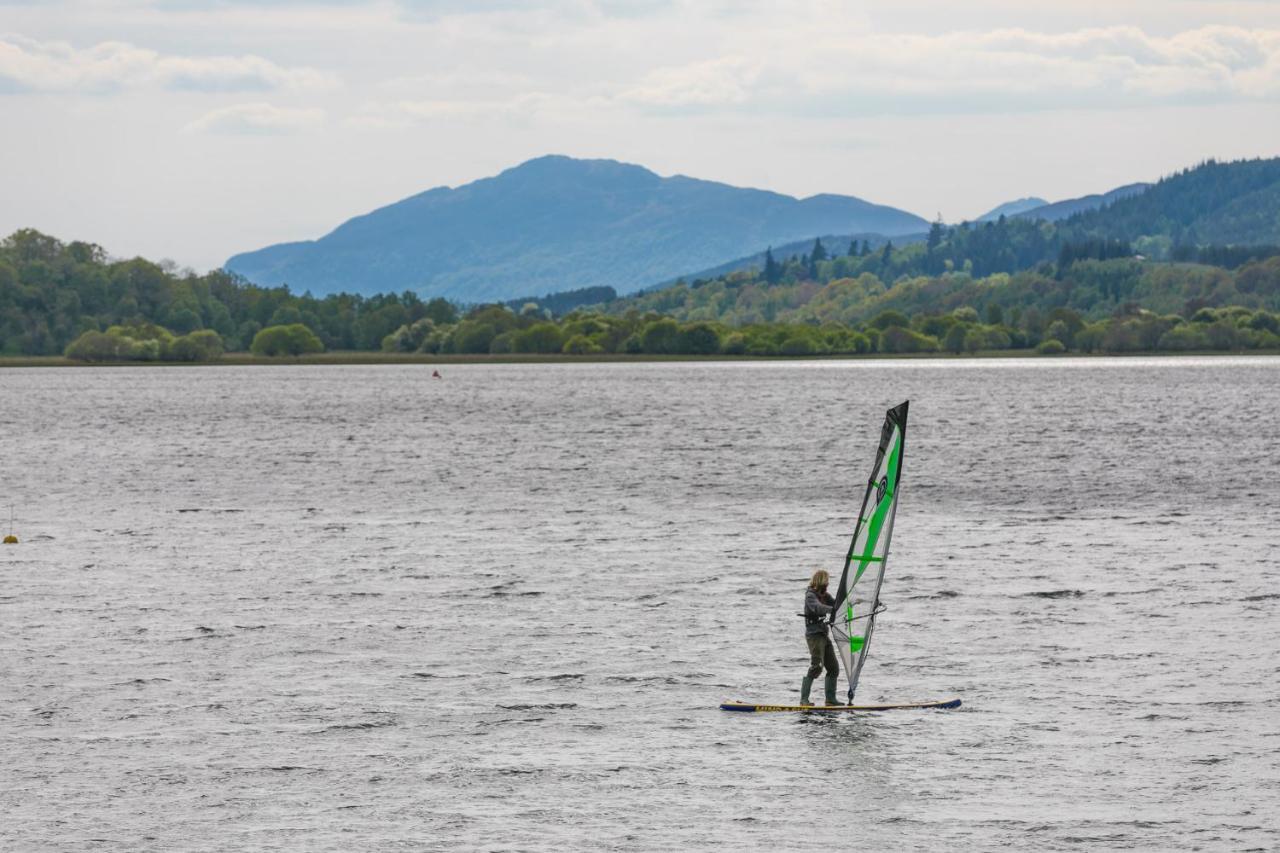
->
<box><xmin>802</xmin><ymin>569</ymin><xmax>841</xmax><ymax>706</ymax></box>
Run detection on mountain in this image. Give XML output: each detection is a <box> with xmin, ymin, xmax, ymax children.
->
<box><xmin>225</xmin><ymin>155</ymin><xmax>930</xmax><ymax>301</ymax></box>
<box><xmin>978</xmin><ymin>197</ymin><xmax>1048</xmax><ymax>221</ymax></box>
<box><xmin>1015</xmin><ymin>183</ymin><xmax>1150</xmax><ymax>222</ymax></box>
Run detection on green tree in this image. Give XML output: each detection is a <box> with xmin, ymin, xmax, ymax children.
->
<box><xmin>237</xmin><ymin>320</ymin><xmax>262</xmax><ymax>350</ymax></box>
<box><xmin>926</xmin><ymin>219</ymin><xmax>944</xmax><ymax>251</ymax></box>
<box><xmin>452</xmin><ymin>321</ymin><xmax>498</xmax><ymax>354</ymax></box>
<box><xmin>1157</xmin><ymin>324</ymin><xmax>1209</xmax><ymax>350</ymax></box>
<box><xmin>1205</xmin><ymin>319</ymin><xmax>1239</xmax><ymax>350</ymax></box>
<box><xmin>640</xmin><ymin>318</ymin><xmax>681</xmax><ymax>354</ymax></box>
<box><xmin>562</xmin><ymin>334</ymin><xmax>603</xmax><ymax>354</ymax></box>
<box><xmin>870</xmin><ymin>310</ymin><xmax>911</xmax><ymax>330</ymax></box>
<box><xmin>424</xmin><ymin>297</ymin><xmax>458</xmax><ymax>325</ymax></box>
<box><xmin>763</xmin><ymin>248</ymin><xmax>781</xmax><ymax>285</ymax></box>
<box><xmin>880</xmin><ymin>326</ymin><xmax>938</xmax><ymax>354</ymax></box>
<box><xmin>810</xmin><ymin>238</ymin><xmax>828</xmax><ymax>263</ymax></box>
<box><xmin>1043</xmin><ymin>320</ymin><xmax>1069</xmax><ymax>349</ymax></box>
<box><xmin>250</xmin><ymin>324</ymin><xmax>324</xmax><ymax>356</ymax></box>
<box><xmin>166</xmin><ymin>306</ymin><xmax>203</xmax><ymax>334</ymax></box>
<box><xmin>166</xmin><ymin>330</ymin><xmax>224</xmax><ymax>361</ymax></box>
<box><xmin>268</xmin><ymin>305</ymin><xmax>303</xmax><ymax>327</ymax></box>
<box><xmin>65</xmin><ymin>330</ymin><xmax>136</xmax><ymax>362</ymax></box>
<box><xmin>779</xmin><ymin>335</ymin><xmax>816</xmax><ymax>355</ymax></box>
<box><xmin>513</xmin><ymin>322</ymin><xmax>564</xmax><ymax>353</ymax></box>
<box><xmin>678</xmin><ymin>322</ymin><xmax>721</xmax><ymax>355</ymax></box>
<box><xmin>720</xmin><ymin>333</ymin><xmax>747</xmax><ymax>355</ymax></box>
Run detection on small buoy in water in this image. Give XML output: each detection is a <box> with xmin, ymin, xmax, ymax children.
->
<box><xmin>2</xmin><ymin>535</ymin><xmax>16</xmax><ymax>545</ymax></box>
<box><xmin>432</xmin><ymin>369</ymin><xmax>442</xmax><ymax>379</ymax></box>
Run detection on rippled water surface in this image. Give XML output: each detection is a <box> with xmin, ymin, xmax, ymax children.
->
<box><xmin>2</xmin><ymin>358</ymin><xmax>1278</xmax><ymax>851</ymax></box>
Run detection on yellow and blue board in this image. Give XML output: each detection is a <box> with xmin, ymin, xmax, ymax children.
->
<box><xmin>719</xmin><ymin>698</ymin><xmax>961</xmax><ymax>713</ymax></box>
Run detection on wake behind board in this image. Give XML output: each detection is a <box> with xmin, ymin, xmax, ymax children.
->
<box><xmin>720</xmin><ymin>698</ymin><xmax>960</xmax><ymax>713</ymax></box>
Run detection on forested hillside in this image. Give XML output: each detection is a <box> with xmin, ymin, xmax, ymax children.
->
<box><xmin>652</xmin><ymin>158</ymin><xmax>1279</xmax><ymax>290</ymax></box>
<box><xmin>1065</xmin><ymin>158</ymin><xmax>1280</xmax><ymax>247</ymax></box>
<box><xmin>598</xmin><ymin>237</ymin><xmax>1280</xmax><ymax>326</ymax></box>
<box><xmin>621</xmin><ymin>157</ymin><xmax>1280</xmax><ymax>307</ymax></box>
<box><xmin>0</xmin><ymin>230</ymin><xmax>450</xmax><ymax>356</ymax></box>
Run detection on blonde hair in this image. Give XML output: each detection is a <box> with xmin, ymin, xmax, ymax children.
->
<box><xmin>809</xmin><ymin>569</ymin><xmax>829</xmax><ymax>590</ymax></box>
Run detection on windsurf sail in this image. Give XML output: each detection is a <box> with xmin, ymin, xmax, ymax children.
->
<box><xmin>829</xmin><ymin>401</ymin><xmax>908</xmax><ymax>704</ymax></box>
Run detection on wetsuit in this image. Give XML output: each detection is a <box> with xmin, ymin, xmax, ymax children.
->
<box><xmin>804</xmin><ymin>588</ymin><xmax>839</xmax><ymax>679</ymax></box>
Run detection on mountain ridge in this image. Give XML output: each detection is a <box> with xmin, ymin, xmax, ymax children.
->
<box><xmin>1016</xmin><ymin>183</ymin><xmax>1151</xmax><ymax>223</ymax></box>
<box><xmin>978</xmin><ymin>197</ymin><xmax>1049</xmax><ymax>221</ymax></box>
<box><xmin>226</xmin><ymin>155</ymin><xmax>930</xmax><ymax>301</ymax></box>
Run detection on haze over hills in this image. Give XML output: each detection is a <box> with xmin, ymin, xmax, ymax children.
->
<box><xmin>1014</xmin><ymin>183</ymin><xmax>1151</xmax><ymax>223</ymax></box>
<box><xmin>225</xmin><ymin>155</ymin><xmax>930</xmax><ymax>302</ymax></box>
<box><xmin>978</xmin><ymin>197</ymin><xmax>1048</xmax><ymax>221</ymax></box>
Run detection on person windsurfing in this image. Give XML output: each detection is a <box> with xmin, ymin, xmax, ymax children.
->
<box><xmin>802</xmin><ymin>569</ymin><xmax>841</xmax><ymax>706</ymax></box>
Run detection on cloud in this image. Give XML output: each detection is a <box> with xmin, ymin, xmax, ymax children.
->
<box><xmin>184</xmin><ymin>102</ymin><xmax>325</xmax><ymax>134</ymax></box>
<box><xmin>619</xmin><ymin>25</ymin><xmax>1280</xmax><ymax>115</ymax></box>
<box><xmin>349</xmin><ymin>88</ymin><xmax>598</xmax><ymax>128</ymax></box>
<box><xmin>343</xmin><ymin>18</ymin><xmax>1280</xmax><ymax>127</ymax></box>
<box><xmin>0</xmin><ymin>34</ymin><xmax>336</xmax><ymax>94</ymax></box>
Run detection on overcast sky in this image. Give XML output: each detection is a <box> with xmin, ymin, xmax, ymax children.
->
<box><xmin>4</xmin><ymin>0</ymin><xmax>1280</xmax><ymax>270</ymax></box>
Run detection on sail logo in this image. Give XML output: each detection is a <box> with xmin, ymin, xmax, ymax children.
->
<box><xmin>875</xmin><ymin>475</ymin><xmax>889</xmax><ymax>504</ymax></box>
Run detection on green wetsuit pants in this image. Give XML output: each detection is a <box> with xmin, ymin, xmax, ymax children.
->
<box><xmin>805</xmin><ymin>634</ymin><xmax>839</xmax><ymax>679</ymax></box>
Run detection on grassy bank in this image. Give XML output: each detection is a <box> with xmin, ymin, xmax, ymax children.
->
<box><xmin>3</xmin><ymin>349</ymin><xmax>1279</xmax><ymax>368</ymax></box>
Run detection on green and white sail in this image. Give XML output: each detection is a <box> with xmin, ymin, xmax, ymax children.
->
<box><xmin>829</xmin><ymin>401</ymin><xmax>908</xmax><ymax>704</ymax></box>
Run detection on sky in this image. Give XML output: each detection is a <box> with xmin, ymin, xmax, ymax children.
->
<box><xmin>4</xmin><ymin>0</ymin><xmax>1280</xmax><ymax>270</ymax></box>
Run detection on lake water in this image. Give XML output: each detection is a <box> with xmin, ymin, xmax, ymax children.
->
<box><xmin>2</xmin><ymin>358</ymin><xmax>1278</xmax><ymax>851</ymax></box>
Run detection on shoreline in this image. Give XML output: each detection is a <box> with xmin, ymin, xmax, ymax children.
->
<box><xmin>2</xmin><ymin>349</ymin><xmax>1279</xmax><ymax>367</ymax></box>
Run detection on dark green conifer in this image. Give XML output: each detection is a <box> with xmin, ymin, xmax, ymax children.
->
<box><xmin>763</xmin><ymin>247</ymin><xmax>781</xmax><ymax>284</ymax></box>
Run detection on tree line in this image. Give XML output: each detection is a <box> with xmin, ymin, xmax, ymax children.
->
<box><xmin>3</xmin><ymin>227</ymin><xmax>1279</xmax><ymax>362</ymax></box>
<box><xmin>0</xmin><ymin>229</ymin><xmax>457</xmax><ymax>357</ymax></box>
<box><xmin>607</xmin><ymin>242</ymin><xmax>1280</xmax><ymax>328</ymax></box>
<box><xmin>374</xmin><ymin>301</ymin><xmax>1280</xmax><ymax>357</ymax></box>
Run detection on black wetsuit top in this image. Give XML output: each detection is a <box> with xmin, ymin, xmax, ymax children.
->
<box><xmin>804</xmin><ymin>588</ymin><xmax>835</xmax><ymax>637</ymax></box>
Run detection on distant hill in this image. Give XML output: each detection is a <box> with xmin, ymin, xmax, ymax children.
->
<box><xmin>1016</xmin><ymin>183</ymin><xmax>1150</xmax><ymax>223</ymax></box>
<box><xmin>1064</xmin><ymin>158</ymin><xmax>1280</xmax><ymax>245</ymax></box>
<box><xmin>225</xmin><ymin>155</ymin><xmax>930</xmax><ymax>301</ymax></box>
<box><xmin>633</xmin><ymin>161</ymin><xmax>1277</xmax><ymax>295</ymax></box>
<box><xmin>978</xmin><ymin>197</ymin><xmax>1048</xmax><ymax>221</ymax></box>
<box><xmin>585</xmin><ymin>156</ymin><xmax>1280</xmax><ymax>328</ymax></box>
